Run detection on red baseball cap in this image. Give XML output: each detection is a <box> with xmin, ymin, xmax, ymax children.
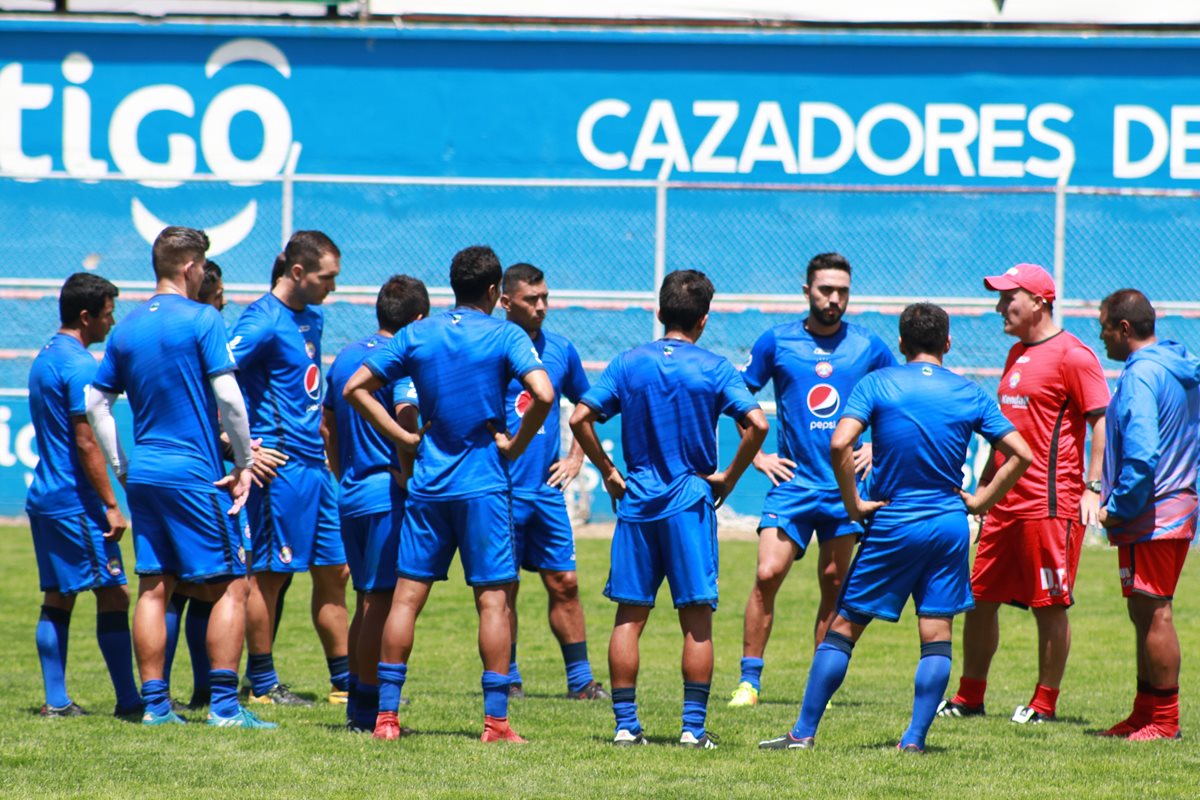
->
<box><xmin>983</xmin><ymin>263</ymin><xmax>1056</xmax><ymax>302</ymax></box>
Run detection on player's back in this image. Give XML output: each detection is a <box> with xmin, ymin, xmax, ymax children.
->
<box><xmin>367</xmin><ymin>307</ymin><xmax>542</xmax><ymax>500</ymax></box>
<box><xmin>846</xmin><ymin>362</ymin><xmax>1012</xmax><ymax>527</ymax></box>
<box><xmin>27</xmin><ymin>334</ymin><xmax>101</xmax><ymax>516</ymax></box>
<box><xmin>229</xmin><ymin>293</ymin><xmax>325</xmax><ymax>463</ymax></box>
<box><xmin>326</xmin><ymin>334</ymin><xmax>406</xmax><ymax>516</ymax></box>
<box><xmin>598</xmin><ymin>338</ymin><xmax>756</xmax><ymax>520</ymax></box>
<box><xmin>93</xmin><ymin>294</ymin><xmax>233</xmax><ymax>489</ymax></box>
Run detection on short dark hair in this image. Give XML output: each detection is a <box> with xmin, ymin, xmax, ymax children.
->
<box><xmin>502</xmin><ymin>262</ymin><xmax>545</xmax><ymax>294</ymax></box>
<box><xmin>806</xmin><ymin>252</ymin><xmax>851</xmax><ymax>286</ymax></box>
<box><xmin>270</xmin><ymin>253</ymin><xmax>287</xmax><ymax>286</ymax></box>
<box><xmin>450</xmin><ymin>245</ymin><xmax>502</xmax><ymax>304</ymax></box>
<box><xmin>59</xmin><ymin>272</ymin><xmax>119</xmax><ymax>326</ymax></box>
<box><xmin>283</xmin><ymin>230</ymin><xmax>340</xmax><ymax>274</ymax></box>
<box><xmin>659</xmin><ymin>269</ymin><xmax>714</xmax><ymax>332</ymax></box>
<box><xmin>377</xmin><ymin>275</ymin><xmax>430</xmax><ymax>334</ymax></box>
<box><xmin>198</xmin><ymin>260</ymin><xmax>223</xmax><ymax>305</ymax></box>
<box><xmin>152</xmin><ymin>226</ymin><xmax>209</xmax><ymax>279</ymax></box>
<box><xmin>899</xmin><ymin>302</ymin><xmax>950</xmax><ymax>358</ymax></box>
<box><xmin>1102</xmin><ymin>288</ymin><xmax>1156</xmax><ymax>339</ymax></box>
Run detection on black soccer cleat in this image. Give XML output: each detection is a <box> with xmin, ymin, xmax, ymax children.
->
<box><xmin>508</xmin><ymin>682</ymin><xmax>525</xmax><ymax>700</ymax></box>
<box><xmin>936</xmin><ymin>698</ymin><xmax>985</xmax><ymax>718</ymax></box>
<box><xmin>39</xmin><ymin>702</ymin><xmax>88</xmax><ymax>718</ymax></box>
<box><xmin>247</xmin><ymin>683</ymin><xmax>313</xmax><ymax>706</ymax></box>
<box><xmin>759</xmin><ymin>732</ymin><xmax>815</xmax><ymax>750</ymax></box>
<box><xmin>568</xmin><ymin>680</ymin><xmax>612</xmax><ymax>701</ymax></box>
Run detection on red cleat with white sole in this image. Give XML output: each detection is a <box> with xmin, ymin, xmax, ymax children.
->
<box><xmin>481</xmin><ymin>715</ymin><xmax>528</xmax><ymax>743</ymax></box>
<box><xmin>373</xmin><ymin>711</ymin><xmax>402</xmax><ymax>741</ymax></box>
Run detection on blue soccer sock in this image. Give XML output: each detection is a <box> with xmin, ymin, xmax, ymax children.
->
<box><xmin>346</xmin><ymin>673</ymin><xmax>358</xmax><ymax>723</ymax></box>
<box><xmin>562</xmin><ymin>641</ymin><xmax>594</xmax><ymax>693</ymax></box>
<box><xmin>209</xmin><ymin>669</ymin><xmax>240</xmax><ymax>718</ymax></box>
<box><xmin>36</xmin><ymin>606</ymin><xmax>71</xmax><ymax>708</ymax></box>
<box><xmin>245</xmin><ymin>652</ymin><xmax>278</xmax><ymax>695</ymax></box>
<box><xmin>377</xmin><ymin>662</ymin><xmax>407</xmax><ymax>714</ymax></box>
<box><xmin>740</xmin><ymin>656</ymin><xmax>765</xmax><ymax>692</ymax></box>
<box><xmin>482</xmin><ymin>670</ymin><xmax>510</xmax><ymax>719</ymax></box>
<box><xmin>96</xmin><ymin>611</ymin><xmax>141</xmax><ymax>710</ymax></box>
<box><xmin>682</xmin><ymin>681</ymin><xmax>711</xmax><ymax>738</ymax></box>
<box><xmin>327</xmin><ymin>655</ymin><xmax>350</xmax><ymax>692</ymax></box>
<box><xmin>792</xmin><ymin>631</ymin><xmax>855</xmax><ymax>739</ymax></box>
<box><xmin>183</xmin><ymin>599</ymin><xmax>212</xmax><ymax>695</ymax></box>
<box><xmin>611</xmin><ymin>686</ymin><xmax>641</xmax><ymax>735</ymax></box>
<box><xmin>355</xmin><ymin>682</ymin><xmax>380</xmax><ymax>730</ymax></box>
<box><xmin>141</xmin><ymin>678</ymin><xmax>171</xmax><ymax>717</ymax></box>
<box><xmin>900</xmin><ymin>641</ymin><xmax>952</xmax><ymax>751</ymax></box>
<box><xmin>162</xmin><ymin>593</ymin><xmax>186</xmax><ymax>686</ymax></box>
<box><xmin>507</xmin><ymin>643</ymin><xmax>522</xmax><ymax>687</ymax></box>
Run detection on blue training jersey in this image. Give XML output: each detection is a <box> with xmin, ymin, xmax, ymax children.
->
<box><xmin>26</xmin><ymin>333</ymin><xmax>105</xmax><ymax>517</ymax></box>
<box><xmin>363</xmin><ymin>307</ymin><xmax>545</xmax><ymax>501</ymax></box>
<box><xmin>580</xmin><ymin>338</ymin><xmax>760</xmax><ymax>522</ymax></box>
<box><xmin>92</xmin><ymin>294</ymin><xmax>235</xmax><ymax>490</ymax></box>
<box><xmin>324</xmin><ymin>334</ymin><xmax>418</xmax><ymax>517</ymax></box>
<box><xmin>504</xmin><ymin>329</ymin><xmax>590</xmax><ymax>498</ymax></box>
<box><xmin>229</xmin><ymin>293</ymin><xmax>326</xmax><ymax>464</ymax></box>
<box><xmin>842</xmin><ymin>361</ymin><xmax>1014</xmax><ymax>527</ymax></box>
<box><xmin>743</xmin><ymin>319</ymin><xmax>895</xmax><ymax>492</ymax></box>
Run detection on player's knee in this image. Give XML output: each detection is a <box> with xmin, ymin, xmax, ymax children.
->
<box><xmin>545</xmin><ymin>571</ymin><xmax>579</xmax><ymax>603</ymax></box>
<box><xmin>755</xmin><ymin>562</ymin><xmax>787</xmax><ymax>590</ymax></box>
<box><xmin>94</xmin><ymin>585</ymin><xmax>130</xmax><ymax>613</ymax></box>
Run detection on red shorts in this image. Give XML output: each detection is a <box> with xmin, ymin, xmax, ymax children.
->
<box><xmin>970</xmin><ymin>511</ymin><xmax>1083</xmax><ymax>608</ymax></box>
<box><xmin>1117</xmin><ymin>539</ymin><xmax>1190</xmax><ymax>599</ymax></box>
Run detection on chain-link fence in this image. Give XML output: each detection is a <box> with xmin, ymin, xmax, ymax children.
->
<box><xmin>2</xmin><ymin>172</ymin><xmax>1199</xmax><ymax>397</ymax></box>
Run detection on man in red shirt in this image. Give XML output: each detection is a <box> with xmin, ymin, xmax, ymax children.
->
<box><xmin>940</xmin><ymin>263</ymin><xmax>1110</xmax><ymax>724</ymax></box>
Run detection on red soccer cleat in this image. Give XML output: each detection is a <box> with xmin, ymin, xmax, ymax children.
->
<box><xmin>373</xmin><ymin>711</ymin><xmax>401</xmax><ymax>741</ymax></box>
<box><xmin>1095</xmin><ymin>716</ymin><xmax>1141</xmax><ymax>737</ymax></box>
<box><xmin>1126</xmin><ymin>723</ymin><xmax>1182</xmax><ymax>742</ymax></box>
<box><xmin>480</xmin><ymin>715</ymin><xmax>528</xmax><ymax>743</ymax></box>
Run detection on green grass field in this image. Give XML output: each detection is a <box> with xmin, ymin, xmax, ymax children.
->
<box><xmin>1</xmin><ymin>526</ymin><xmax>1198</xmax><ymax>799</ymax></box>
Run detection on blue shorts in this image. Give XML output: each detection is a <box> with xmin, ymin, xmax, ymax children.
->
<box><xmin>759</xmin><ymin>483</ymin><xmax>859</xmax><ymax>557</ymax></box>
<box><xmin>342</xmin><ymin>495</ymin><xmax>403</xmax><ymax>593</ymax></box>
<box><xmin>127</xmin><ymin>483</ymin><xmax>250</xmax><ymax>583</ymax></box>
<box><xmin>29</xmin><ymin>509</ymin><xmax>128</xmax><ymax>594</ymax></box>
<box><xmin>398</xmin><ymin>492</ymin><xmax>517</xmax><ymax>587</ymax></box>
<box><xmin>512</xmin><ymin>492</ymin><xmax>576</xmax><ymax>572</ymax></box>
<box><xmin>605</xmin><ymin>498</ymin><xmax>718</xmax><ymax>610</ymax></box>
<box><xmin>249</xmin><ymin>459</ymin><xmax>345</xmax><ymax>573</ymax></box>
<box><xmin>837</xmin><ymin>511</ymin><xmax>974</xmax><ymax>623</ymax></box>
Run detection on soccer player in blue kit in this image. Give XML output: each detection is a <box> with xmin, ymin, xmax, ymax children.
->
<box><xmin>344</xmin><ymin>245</ymin><xmax>554</xmax><ymax>743</ymax></box>
<box><xmin>231</xmin><ymin>231</ymin><xmax>350</xmax><ymax>706</ymax></box>
<box><xmin>570</xmin><ymin>269</ymin><xmax>769</xmax><ymax>748</ymax></box>
<box><xmin>758</xmin><ymin>303</ymin><xmax>1031</xmax><ymax>753</ymax></box>
<box><xmin>87</xmin><ymin>226</ymin><xmax>270</xmax><ymax>728</ymax></box>
<box><xmin>730</xmin><ymin>253</ymin><xmax>895</xmax><ymax>707</ymax></box>
<box><xmin>499</xmin><ymin>263</ymin><xmax>608</xmax><ymax>701</ymax></box>
<box><xmin>26</xmin><ymin>272</ymin><xmax>141</xmax><ymax>718</ymax></box>
<box><xmin>324</xmin><ymin>275</ymin><xmax>429</xmax><ymax>732</ymax></box>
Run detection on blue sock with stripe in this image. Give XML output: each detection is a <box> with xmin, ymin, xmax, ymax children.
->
<box><xmin>792</xmin><ymin>631</ymin><xmax>855</xmax><ymax>739</ymax></box>
<box><xmin>900</xmin><ymin>641</ymin><xmax>952</xmax><ymax>751</ymax></box>
<box><xmin>96</xmin><ymin>611</ymin><xmax>141</xmax><ymax>710</ymax></box>
<box><xmin>327</xmin><ymin>655</ymin><xmax>350</xmax><ymax>692</ymax></box>
<box><xmin>184</xmin><ymin>600</ymin><xmax>212</xmax><ymax>697</ymax></box>
<box><xmin>162</xmin><ymin>593</ymin><xmax>186</xmax><ymax>686</ymax></box>
<box><xmin>562</xmin><ymin>641</ymin><xmax>594</xmax><ymax>693</ymax></box>
<box><xmin>36</xmin><ymin>606</ymin><xmax>71</xmax><ymax>708</ymax></box>
<box><xmin>209</xmin><ymin>669</ymin><xmax>240</xmax><ymax>718</ymax></box>
<box><xmin>141</xmin><ymin>678</ymin><xmax>171</xmax><ymax>717</ymax></box>
<box><xmin>377</xmin><ymin>662</ymin><xmax>407</xmax><ymax>714</ymax></box>
<box><xmin>611</xmin><ymin>686</ymin><xmax>641</xmax><ymax>735</ymax></box>
<box><xmin>739</xmin><ymin>656</ymin><xmax>765</xmax><ymax>692</ymax></box>
<box><xmin>246</xmin><ymin>652</ymin><xmax>278</xmax><ymax>696</ymax></box>
<box><xmin>482</xmin><ymin>670</ymin><xmax>510</xmax><ymax>718</ymax></box>
<box><xmin>682</xmin><ymin>681</ymin><xmax>711</xmax><ymax>738</ymax></box>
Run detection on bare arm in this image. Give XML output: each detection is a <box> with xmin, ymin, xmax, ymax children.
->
<box><xmin>394</xmin><ymin>402</ymin><xmax>420</xmax><ymax>493</ymax></box>
<box><xmin>960</xmin><ymin>430</ymin><xmax>1032</xmax><ymax>515</ymax></box>
<box><xmin>831</xmin><ymin>417</ymin><xmax>887</xmax><ymax>522</ymax></box>
<box><xmin>344</xmin><ymin>365</ymin><xmax>423</xmax><ymax>452</ymax></box>
<box><xmin>547</xmin><ymin>430</ymin><xmax>586</xmax><ymax>491</ymax></box>
<box><xmin>569</xmin><ymin>401</ymin><xmax>625</xmax><ymax>512</ymax></box>
<box><xmin>71</xmin><ymin>415</ymin><xmax>127</xmax><ymax>541</ymax></box>
<box><xmin>322</xmin><ymin>406</ymin><xmax>340</xmax><ymax>480</ymax></box>
<box><xmin>707</xmin><ymin>409</ymin><xmax>769</xmax><ymax>508</ymax></box>
<box><xmin>492</xmin><ymin>368</ymin><xmax>553</xmax><ymax>461</ymax></box>
<box><xmin>1079</xmin><ymin>412</ymin><xmax>1105</xmax><ymax>526</ymax></box>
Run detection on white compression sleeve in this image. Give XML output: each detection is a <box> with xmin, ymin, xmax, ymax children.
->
<box><xmin>84</xmin><ymin>386</ymin><xmax>128</xmax><ymax>477</ymax></box>
<box><xmin>210</xmin><ymin>372</ymin><xmax>253</xmax><ymax>469</ymax></box>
